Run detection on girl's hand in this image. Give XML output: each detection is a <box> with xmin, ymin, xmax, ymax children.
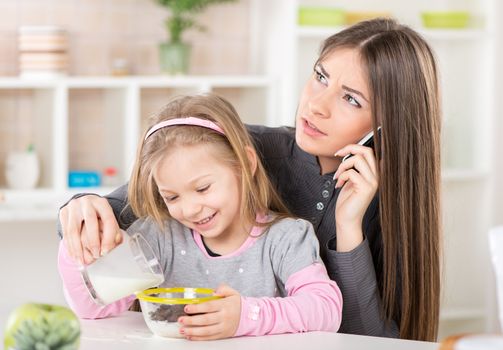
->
<box><xmin>178</xmin><ymin>284</ymin><xmax>241</xmax><ymax>341</ymax></box>
<box><xmin>333</xmin><ymin>144</ymin><xmax>379</xmax><ymax>252</ymax></box>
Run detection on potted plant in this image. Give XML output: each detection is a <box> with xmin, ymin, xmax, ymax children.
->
<box><xmin>156</xmin><ymin>0</ymin><xmax>236</xmax><ymax>75</ymax></box>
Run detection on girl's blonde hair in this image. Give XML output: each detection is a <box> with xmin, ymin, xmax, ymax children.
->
<box><xmin>128</xmin><ymin>93</ymin><xmax>290</xmax><ymax>230</ymax></box>
<box><xmin>318</xmin><ymin>18</ymin><xmax>441</xmax><ymax>341</ymax></box>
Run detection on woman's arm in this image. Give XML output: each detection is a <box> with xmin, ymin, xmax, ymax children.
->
<box><xmin>326</xmin><ymin>237</ymin><xmax>399</xmax><ymax>337</ymax></box>
<box><xmin>330</xmin><ymin>142</ymin><xmax>400</xmax><ymax>337</ymax></box>
<box><xmin>325</xmin><ymin>195</ymin><xmax>399</xmax><ymax>337</ymax></box>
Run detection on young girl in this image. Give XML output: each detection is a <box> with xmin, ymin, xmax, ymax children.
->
<box><xmin>58</xmin><ymin>93</ymin><xmax>343</xmax><ymax>340</ymax></box>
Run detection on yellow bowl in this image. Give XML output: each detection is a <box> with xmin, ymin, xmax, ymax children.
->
<box><xmin>298</xmin><ymin>7</ymin><xmax>346</xmax><ymax>27</ymax></box>
<box><xmin>421</xmin><ymin>11</ymin><xmax>470</xmax><ymax>29</ymax></box>
<box><xmin>137</xmin><ymin>287</ymin><xmax>221</xmax><ymax>338</ymax></box>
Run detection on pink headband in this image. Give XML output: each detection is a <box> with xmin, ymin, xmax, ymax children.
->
<box><xmin>145</xmin><ymin>117</ymin><xmax>225</xmax><ymax>140</ymax></box>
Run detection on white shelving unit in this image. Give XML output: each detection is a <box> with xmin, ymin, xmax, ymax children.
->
<box><xmin>0</xmin><ymin>75</ymin><xmax>277</xmax><ymax>222</ymax></box>
<box><xmin>259</xmin><ymin>0</ymin><xmax>497</xmax><ymax>338</ymax></box>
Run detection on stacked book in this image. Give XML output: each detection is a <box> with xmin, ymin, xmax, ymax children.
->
<box><xmin>18</xmin><ymin>26</ymin><xmax>68</xmax><ymax>79</ymax></box>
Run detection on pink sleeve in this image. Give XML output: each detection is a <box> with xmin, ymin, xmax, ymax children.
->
<box><xmin>57</xmin><ymin>241</ymin><xmax>136</xmax><ymax>319</ymax></box>
<box><xmin>235</xmin><ymin>262</ymin><xmax>342</xmax><ymax>337</ymax></box>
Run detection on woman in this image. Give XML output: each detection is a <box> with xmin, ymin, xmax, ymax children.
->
<box><xmin>59</xmin><ymin>18</ymin><xmax>441</xmax><ymax>341</ymax></box>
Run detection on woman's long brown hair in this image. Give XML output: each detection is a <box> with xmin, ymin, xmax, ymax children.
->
<box><xmin>318</xmin><ymin>18</ymin><xmax>441</xmax><ymax>341</ymax></box>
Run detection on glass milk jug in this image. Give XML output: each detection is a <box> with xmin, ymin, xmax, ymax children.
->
<box><xmin>80</xmin><ymin>231</ymin><xmax>164</xmax><ymax>305</ymax></box>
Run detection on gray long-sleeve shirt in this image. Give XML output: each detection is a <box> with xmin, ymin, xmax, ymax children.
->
<box><xmin>58</xmin><ymin>124</ymin><xmax>399</xmax><ymax>337</ymax></box>
<box><xmin>128</xmin><ymin>216</ymin><xmax>322</xmax><ymax>298</ymax></box>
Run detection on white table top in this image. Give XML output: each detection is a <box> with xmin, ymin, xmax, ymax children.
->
<box><xmin>77</xmin><ymin>312</ymin><xmax>439</xmax><ymax>350</ymax></box>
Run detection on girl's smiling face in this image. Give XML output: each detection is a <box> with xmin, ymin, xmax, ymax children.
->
<box><xmin>154</xmin><ymin>143</ymin><xmax>247</xmax><ymax>252</ymax></box>
<box><xmin>295</xmin><ymin>47</ymin><xmax>373</xmax><ymax>174</ymax></box>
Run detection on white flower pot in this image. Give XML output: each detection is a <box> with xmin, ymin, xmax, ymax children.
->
<box><xmin>5</xmin><ymin>151</ymin><xmax>40</xmax><ymax>189</ymax></box>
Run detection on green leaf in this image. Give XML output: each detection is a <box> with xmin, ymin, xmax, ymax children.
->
<box><xmin>35</xmin><ymin>342</ymin><xmax>50</xmax><ymax>350</ymax></box>
<box><xmin>45</xmin><ymin>331</ymin><xmax>62</xmax><ymax>347</ymax></box>
<box><xmin>27</xmin><ymin>320</ymin><xmax>47</xmax><ymax>341</ymax></box>
<box><xmin>58</xmin><ymin>343</ymin><xmax>79</xmax><ymax>350</ymax></box>
<box><xmin>13</xmin><ymin>331</ymin><xmax>35</xmax><ymax>350</ymax></box>
<box><xmin>155</xmin><ymin>0</ymin><xmax>237</xmax><ymax>43</ymax></box>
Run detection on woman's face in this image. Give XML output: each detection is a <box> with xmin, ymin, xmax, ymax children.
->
<box><xmin>295</xmin><ymin>47</ymin><xmax>373</xmax><ymax>173</ymax></box>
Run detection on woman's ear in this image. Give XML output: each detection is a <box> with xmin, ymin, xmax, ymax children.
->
<box><xmin>245</xmin><ymin>146</ymin><xmax>258</xmax><ymax>176</ymax></box>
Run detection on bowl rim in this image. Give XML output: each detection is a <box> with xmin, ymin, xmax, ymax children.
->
<box><xmin>136</xmin><ymin>287</ymin><xmax>221</xmax><ymax>305</ymax></box>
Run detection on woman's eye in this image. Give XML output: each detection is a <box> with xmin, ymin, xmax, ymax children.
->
<box><xmin>343</xmin><ymin>93</ymin><xmax>361</xmax><ymax>108</ymax></box>
<box><xmin>197</xmin><ymin>185</ymin><xmax>210</xmax><ymax>193</ymax></box>
<box><xmin>314</xmin><ymin>69</ymin><xmax>328</xmax><ymax>85</ymax></box>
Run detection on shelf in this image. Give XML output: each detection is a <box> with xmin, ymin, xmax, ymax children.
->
<box><xmin>297</xmin><ymin>25</ymin><xmax>490</xmax><ymax>41</ymax></box>
<box><xmin>419</xmin><ymin>29</ymin><xmax>491</xmax><ymax>41</ymax></box>
<box><xmin>64</xmin><ymin>186</ymin><xmax>118</xmax><ymax>196</ymax></box>
<box><xmin>440</xmin><ymin>307</ymin><xmax>487</xmax><ymax>321</ymax></box>
<box><xmin>66</xmin><ymin>77</ymin><xmax>131</xmax><ymax>88</ymax></box>
<box><xmin>0</xmin><ymin>74</ymin><xmax>276</xmax><ymax>201</ymax></box>
<box><xmin>0</xmin><ymin>187</ymin><xmax>118</xmax><ymax>222</ymax></box>
<box><xmin>0</xmin><ymin>189</ymin><xmax>59</xmax><ymax>222</ymax></box>
<box><xmin>0</xmin><ymin>188</ymin><xmax>60</xmax><ymax>205</ymax></box>
<box><xmin>0</xmin><ymin>79</ymin><xmax>58</xmax><ymax>89</ymax></box>
<box><xmin>134</xmin><ymin>75</ymin><xmax>272</xmax><ymax>88</ymax></box>
<box><xmin>0</xmin><ymin>75</ymin><xmax>272</xmax><ymax>89</ymax></box>
<box><xmin>0</xmin><ymin>187</ymin><xmax>116</xmax><ymax>198</ymax></box>
<box><xmin>0</xmin><ymin>206</ymin><xmax>59</xmax><ymax>222</ymax></box>
<box><xmin>441</xmin><ymin>170</ymin><xmax>489</xmax><ymax>182</ymax></box>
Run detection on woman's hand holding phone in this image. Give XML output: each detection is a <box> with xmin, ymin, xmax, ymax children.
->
<box><xmin>333</xmin><ymin>131</ymin><xmax>379</xmax><ymax>252</ymax></box>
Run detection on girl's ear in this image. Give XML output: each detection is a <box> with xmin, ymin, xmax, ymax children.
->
<box><xmin>245</xmin><ymin>146</ymin><xmax>258</xmax><ymax>176</ymax></box>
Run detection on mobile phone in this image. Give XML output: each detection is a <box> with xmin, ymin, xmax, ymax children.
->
<box><xmin>342</xmin><ymin>126</ymin><xmax>381</xmax><ymax>162</ymax></box>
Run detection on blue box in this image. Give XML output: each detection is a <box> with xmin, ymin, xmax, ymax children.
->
<box><xmin>68</xmin><ymin>171</ymin><xmax>101</xmax><ymax>188</ymax></box>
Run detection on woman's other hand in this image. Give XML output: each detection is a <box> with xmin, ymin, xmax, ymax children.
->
<box><xmin>59</xmin><ymin>195</ymin><xmax>122</xmax><ymax>265</ymax></box>
<box><xmin>178</xmin><ymin>284</ymin><xmax>241</xmax><ymax>340</ymax></box>
<box><xmin>333</xmin><ymin>144</ymin><xmax>379</xmax><ymax>252</ymax></box>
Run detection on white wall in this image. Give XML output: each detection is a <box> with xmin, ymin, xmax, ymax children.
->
<box><xmin>488</xmin><ymin>0</ymin><xmax>503</xmax><ymax>333</ymax></box>
<box><xmin>0</xmin><ymin>221</ymin><xmax>66</xmax><ymax>310</ymax></box>
<box><xmin>492</xmin><ymin>0</ymin><xmax>503</xmax><ymax>226</ymax></box>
